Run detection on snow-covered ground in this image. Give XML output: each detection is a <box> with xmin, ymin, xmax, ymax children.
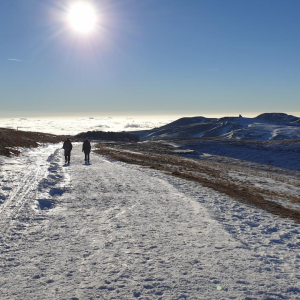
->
<box><xmin>1</xmin><ymin>144</ymin><xmax>300</xmax><ymax>299</ymax></box>
<box><xmin>172</xmin><ymin>139</ymin><xmax>300</xmax><ymax>171</ymax></box>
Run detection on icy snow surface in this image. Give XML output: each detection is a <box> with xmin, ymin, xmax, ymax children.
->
<box><xmin>1</xmin><ymin>145</ymin><xmax>300</xmax><ymax>299</ymax></box>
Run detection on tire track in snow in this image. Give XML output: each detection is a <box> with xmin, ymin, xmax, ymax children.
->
<box><xmin>0</xmin><ymin>166</ymin><xmax>44</xmax><ymax>236</ymax></box>
<box><xmin>0</xmin><ymin>168</ymin><xmax>34</xmax><ymax>213</ymax></box>
<box><xmin>0</xmin><ymin>147</ymin><xmax>62</xmax><ymax>237</ymax></box>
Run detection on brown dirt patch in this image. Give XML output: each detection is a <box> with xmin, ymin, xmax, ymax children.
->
<box><xmin>0</xmin><ymin>128</ymin><xmax>65</xmax><ymax>157</ymax></box>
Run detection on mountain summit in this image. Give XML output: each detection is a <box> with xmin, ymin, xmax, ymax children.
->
<box><xmin>131</xmin><ymin>113</ymin><xmax>300</xmax><ymax>141</ymax></box>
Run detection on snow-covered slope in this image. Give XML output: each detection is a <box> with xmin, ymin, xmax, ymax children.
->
<box><xmin>1</xmin><ymin>145</ymin><xmax>300</xmax><ymax>299</ymax></box>
<box><xmin>222</xmin><ymin>123</ymin><xmax>300</xmax><ymax>141</ymax></box>
<box><xmin>132</xmin><ymin>113</ymin><xmax>300</xmax><ymax>141</ymax></box>
<box><xmin>177</xmin><ymin>138</ymin><xmax>300</xmax><ymax>170</ymax></box>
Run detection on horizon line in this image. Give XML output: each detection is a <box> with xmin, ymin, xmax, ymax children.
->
<box><xmin>1</xmin><ymin>111</ymin><xmax>300</xmax><ymax>120</ymax></box>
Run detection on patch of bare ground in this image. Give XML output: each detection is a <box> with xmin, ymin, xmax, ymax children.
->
<box><xmin>0</xmin><ymin>128</ymin><xmax>64</xmax><ymax>157</ymax></box>
<box><xmin>95</xmin><ymin>142</ymin><xmax>300</xmax><ymax>224</ymax></box>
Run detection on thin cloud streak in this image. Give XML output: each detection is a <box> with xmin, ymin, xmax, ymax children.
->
<box><xmin>7</xmin><ymin>58</ymin><xmax>25</xmax><ymax>62</ymax></box>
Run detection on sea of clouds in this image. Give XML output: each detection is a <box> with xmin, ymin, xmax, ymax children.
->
<box><xmin>0</xmin><ymin>116</ymin><xmax>175</xmax><ymax>136</ymax></box>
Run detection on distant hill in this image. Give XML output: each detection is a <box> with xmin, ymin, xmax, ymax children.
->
<box><xmin>255</xmin><ymin>113</ymin><xmax>300</xmax><ymax>123</ymax></box>
<box><xmin>75</xmin><ymin>130</ymin><xmax>139</xmax><ymax>142</ymax></box>
<box><xmin>160</xmin><ymin>116</ymin><xmax>217</xmax><ymax>128</ymax></box>
<box><xmin>130</xmin><ymin>113</ymin><xmax>300</xmax><ymax>141</ymax></box>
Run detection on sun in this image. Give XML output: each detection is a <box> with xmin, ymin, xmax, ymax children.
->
<box><xmin>68</xmin><ymin>2</ymin><xmax>97</xmax><ymax>34</ymax></box>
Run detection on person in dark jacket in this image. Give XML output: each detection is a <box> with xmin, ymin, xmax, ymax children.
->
<box><xmin>63</xmin><ymin>138</ymin><xmax>73</xmax><ymax>164</ymax></box>
<box><xmin>82</xmin><ymin>137</ymin><xmax>91</xmax><ymax>163</ymax></box>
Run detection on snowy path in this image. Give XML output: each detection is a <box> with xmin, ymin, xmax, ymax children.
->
<box><xmin>0</xmin><ymin>144</ymin><xmax>300</xmax><ymax>299</ymax></box>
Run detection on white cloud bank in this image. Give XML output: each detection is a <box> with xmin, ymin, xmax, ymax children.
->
<box><xmin>0</xmin><ymin>116</ymin><xmax>174</xmax><ymax>136</ymax></box>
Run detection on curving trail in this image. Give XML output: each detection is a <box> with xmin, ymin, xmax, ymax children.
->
<box><xmin>0</xmin><ymin>144</ymin><xmax>300</xmax><ymax>299</ymax></box>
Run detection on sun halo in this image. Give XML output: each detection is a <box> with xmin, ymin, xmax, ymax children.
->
<box><xmin>68</xmin><ymin>2</ymin><xmax>97</xmax><ymax>34</ymax></box>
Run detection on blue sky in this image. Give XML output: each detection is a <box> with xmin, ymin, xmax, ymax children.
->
<box><xmin>1</xmin><ymin>0</ymin><xmax>299</xmax><ymax>118</ymax></box>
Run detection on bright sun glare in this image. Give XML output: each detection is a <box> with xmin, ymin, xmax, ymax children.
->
<box><xmin>68</xmin><ymin>2</ymin><xmax>97</xmax><ymax>34</ymax></box>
